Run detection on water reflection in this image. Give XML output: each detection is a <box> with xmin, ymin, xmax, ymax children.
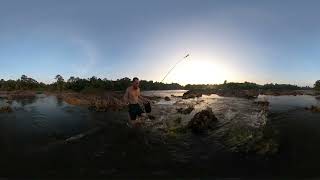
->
<box><xmin>0</xmin><ymin>95</ymin><xmax>95</xmax><ymax>150</ymax></box>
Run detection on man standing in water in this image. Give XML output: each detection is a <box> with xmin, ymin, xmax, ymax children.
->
<box><xmin>123</xmin><ymin>77</ymin><xmax>149</xmax><ymax>126</ymax></box>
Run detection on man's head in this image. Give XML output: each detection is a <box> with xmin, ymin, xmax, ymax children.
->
<box><xmin>132</xmin><ymin>77</ymin><xmax>140</xmax><ymax>89</ymax></box>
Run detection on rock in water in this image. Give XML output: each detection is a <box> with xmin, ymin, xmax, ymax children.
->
<box><xmin>254</xmin><ymin>101</ymin><xmax>270</xmax><ymax>106</ymax></box>
<box><xmin>305</xmin><ymin>105</ymin><xmax>320</xmax><ymax>112</ymax></box>
<box><xmin>188</xmin><ymin>108</ymin><xmax>218</xmax><ymax>133</ymax></box>
<box><xmin>176</xmin><ymin>106</ymin><xmax>194</xmax><ymax>114</ymax></box>
<box><xmin>182</xmin><ymin>90</ymin><xmax>202</xmax><ymax>99</ymax></box>
<box><xmin>164</xmin><ymin>96</ymin><xmax>171</xmax><ymax>101</ymax></box>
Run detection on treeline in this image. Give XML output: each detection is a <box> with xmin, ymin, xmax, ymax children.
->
<box><xmin>0</xmin><ymin>75</ymin><xmax>46</xmax><ymax>91</ymax></box>
<box><xmin>0</xmin><ymin>75</ymin><xmax>318</xmax><ymax>92</ymax></box>
<box><xmin>185</xmin><ymin>81</ymin><xmax>312</xmax><ymax>91</ymax></box>
<box><xmin>0</xmin><ymin>75</ymin><xmax>183</xmax><ymax>92</ymax></box>
<box><xmin>315</xmin><ymin>80</ymin><xmax>320</xmax><ymax>91</ymax></box>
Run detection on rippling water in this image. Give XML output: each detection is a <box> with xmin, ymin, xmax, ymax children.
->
<box><xmin>0</xmin><ymin>91</ymin><xmax>320</xmax><ymax>177</ymax></box>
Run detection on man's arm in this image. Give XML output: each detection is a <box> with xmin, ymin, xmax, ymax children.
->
<box><xmin>138</xmin><ymin>90</ymin><xmax>150</xmax><ymax>103</ymax></box>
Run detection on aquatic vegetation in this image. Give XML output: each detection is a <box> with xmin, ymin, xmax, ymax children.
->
<box><xmin>0</xmin><ymin>106</ymin><xmax>13</xmax><ymax>113</ymax></box>
<box><xmin>174</xmin><ymin>116</ymin><xmax>182</xmax><ymax>125</ymax></box>
<box><xmin>167</xmin><ymin>126</ymin><xmax>188</xmax><ymax>136</ymax></box>
<box><xmin>224</xmin><ymin>123</ymin><xmax>278</xmax><ymax>156</ymax></box>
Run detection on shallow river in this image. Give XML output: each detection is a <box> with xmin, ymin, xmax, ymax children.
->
<box><xmin>0</xmin><ymin>91</ymin><xmax>320</xmax><ymax>177</ymax></box>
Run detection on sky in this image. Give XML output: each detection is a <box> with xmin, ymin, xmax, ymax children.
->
<box><xmin>0</xmin><ymin>0</ymin><xmax>319</xmax><ymax>86</ymax></box>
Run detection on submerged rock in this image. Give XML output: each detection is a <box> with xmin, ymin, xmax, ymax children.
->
<box><xmin>316</xmin><ymin>96</ymin><xmax>320</xmax><ymax>100</ymax></box>
<box><xmin>254</xmin><ymin>100</ymin><xmax>270</xmax><ymax>106</ymax></box>
<box><xmin>254</xmin><ymin>100</ymin><xmax>270</xmax><ymax>111</ymax></box>
<box><xmin>0</xmin><ymin>106</ymin><xmax>13</xmax><ymax>113</ymax></box>
<box><xmin>147</xmin><ymin>114</ymin><xmax>156</xmax><ymax>120</ymax></box>
<box><xmin>176</xmin><ymin>106</ymin><xmax>194</xmax><ymax>114</ymax></box>
<box><xmin>182</xmin><ymin>90</ymin><xmax>202</xmax><ymax>99</ymax></box>
<box><xmin>305</xmin><ymin>105</ymin><xmax>320</xmax><ymax>112</ymax></box>
<box><xmin>164</xmin><ymin>96</ymin><xmax>171</xmax><ymax>101</ymax></box>
<box><xmin>187</xmin><ymin>108</ymin><xmax>218</xmax><ymax>133</ymax></box>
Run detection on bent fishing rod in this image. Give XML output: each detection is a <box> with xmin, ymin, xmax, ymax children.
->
<box><xmin>148</xmin><ymin>54</ymin><xmax>190</xmax><ymax>98</ymax></box>
<box><xmin>143</xmin><ymin>54</ymin><xmax>190</xmax><ymax>113</ymax></box>
<box><xmin>160</xmin><ymin>54</ymin><xmax>190</xmax><ymax>83</ymax></box>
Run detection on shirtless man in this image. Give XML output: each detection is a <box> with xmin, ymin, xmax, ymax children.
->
<box><xmin>123</xmin><ymin>77</ymin><xmax>149</xmax><ymax>125</ymax></box>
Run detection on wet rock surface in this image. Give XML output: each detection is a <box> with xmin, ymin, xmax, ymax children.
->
<box><xmin>182</xmin><ymin>90</ymin><xmax>202</xmax><ymax>99</ymax></box>
<box><xmin>187</xmin><ymin>108</ymin><xmax>218</xmax><ymax>133</ymax></box>
<box><xmin>164</xmin><ymin>96</ymin><xmax>171</xmax><ymax>101</ymax></box>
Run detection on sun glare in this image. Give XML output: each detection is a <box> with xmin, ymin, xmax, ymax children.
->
<box><xmin>166</xmin><ymin>55</ymin><xmax>232</xmax><ymax>85</ymax></box>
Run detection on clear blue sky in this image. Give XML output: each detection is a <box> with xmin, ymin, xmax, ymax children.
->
<box><xmin>0</xmin><ymin>0</ymin><xmax>319</xmax><ymax>86</ymax></box>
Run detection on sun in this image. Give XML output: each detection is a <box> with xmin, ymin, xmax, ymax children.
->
<box><xmin>165</xmin><ymin>55</ymin><xmax>232</xmax><ymax>85</ymax></box>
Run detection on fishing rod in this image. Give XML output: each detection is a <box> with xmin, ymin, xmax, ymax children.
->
<box><xmin>142</xmin><ymin>54</ymin><xmax>190</xmax><ymax>116</ymax></box>
<box><xmin>148</xmin><ymin>54</ymin><xmax>190</xmax><ymax>98</ymax></box>
<box><xmin>160</xmin><ymin>54</ymin><xmax>190</xmax><ymax>83</ymax></box>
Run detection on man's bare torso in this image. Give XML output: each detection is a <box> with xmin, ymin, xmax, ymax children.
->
<box><xmin>125</xmin><ymin>86</ymin><xmax>140</xmax><ymax>104</ymax></box>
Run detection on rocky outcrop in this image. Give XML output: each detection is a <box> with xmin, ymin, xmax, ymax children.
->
<box><xmin>261</xmin><ymin>90</ymin><xmax>303</xmax><ymax>96</ymax></box>
<box><xmin>216</xmin><ymin>89</ymin><xmax>259</xmax><ymax>99</ymax></box>
<box><xmin>182</xmin><ymin>90</ymin><xmax>202</xmax><ymax>99</ymax></box>
<box><xmin>187</xmin><ymin>108</ymin><xmax>218</xmax><ymax>133</ymax></box>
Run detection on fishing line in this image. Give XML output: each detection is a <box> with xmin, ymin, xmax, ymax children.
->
<box><xmin>160</xmin><ymin>54</ymin><xmax>190</xmax><ymax>83</ymax></box>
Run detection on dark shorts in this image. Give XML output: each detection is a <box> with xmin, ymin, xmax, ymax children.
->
<box><xmin>128</xmin><ymin>104</ymin><xmax>144</xmax><ymax>120</ymax></box>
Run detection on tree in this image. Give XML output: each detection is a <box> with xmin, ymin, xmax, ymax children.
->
<box><xmin>55</xmin><ymin>75</ymin><xmax>65</xmax><ymax>92</ymax></box>
<box><xmin>315</xmin><ymin>80</ymin><xmax>320</xmax><ymax>91</ymax></box>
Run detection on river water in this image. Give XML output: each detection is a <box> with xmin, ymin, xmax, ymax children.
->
<box><xmin>0</xmin><ymin>91</ymin><xmax>320</xmax><ymax>178</ymax></box>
